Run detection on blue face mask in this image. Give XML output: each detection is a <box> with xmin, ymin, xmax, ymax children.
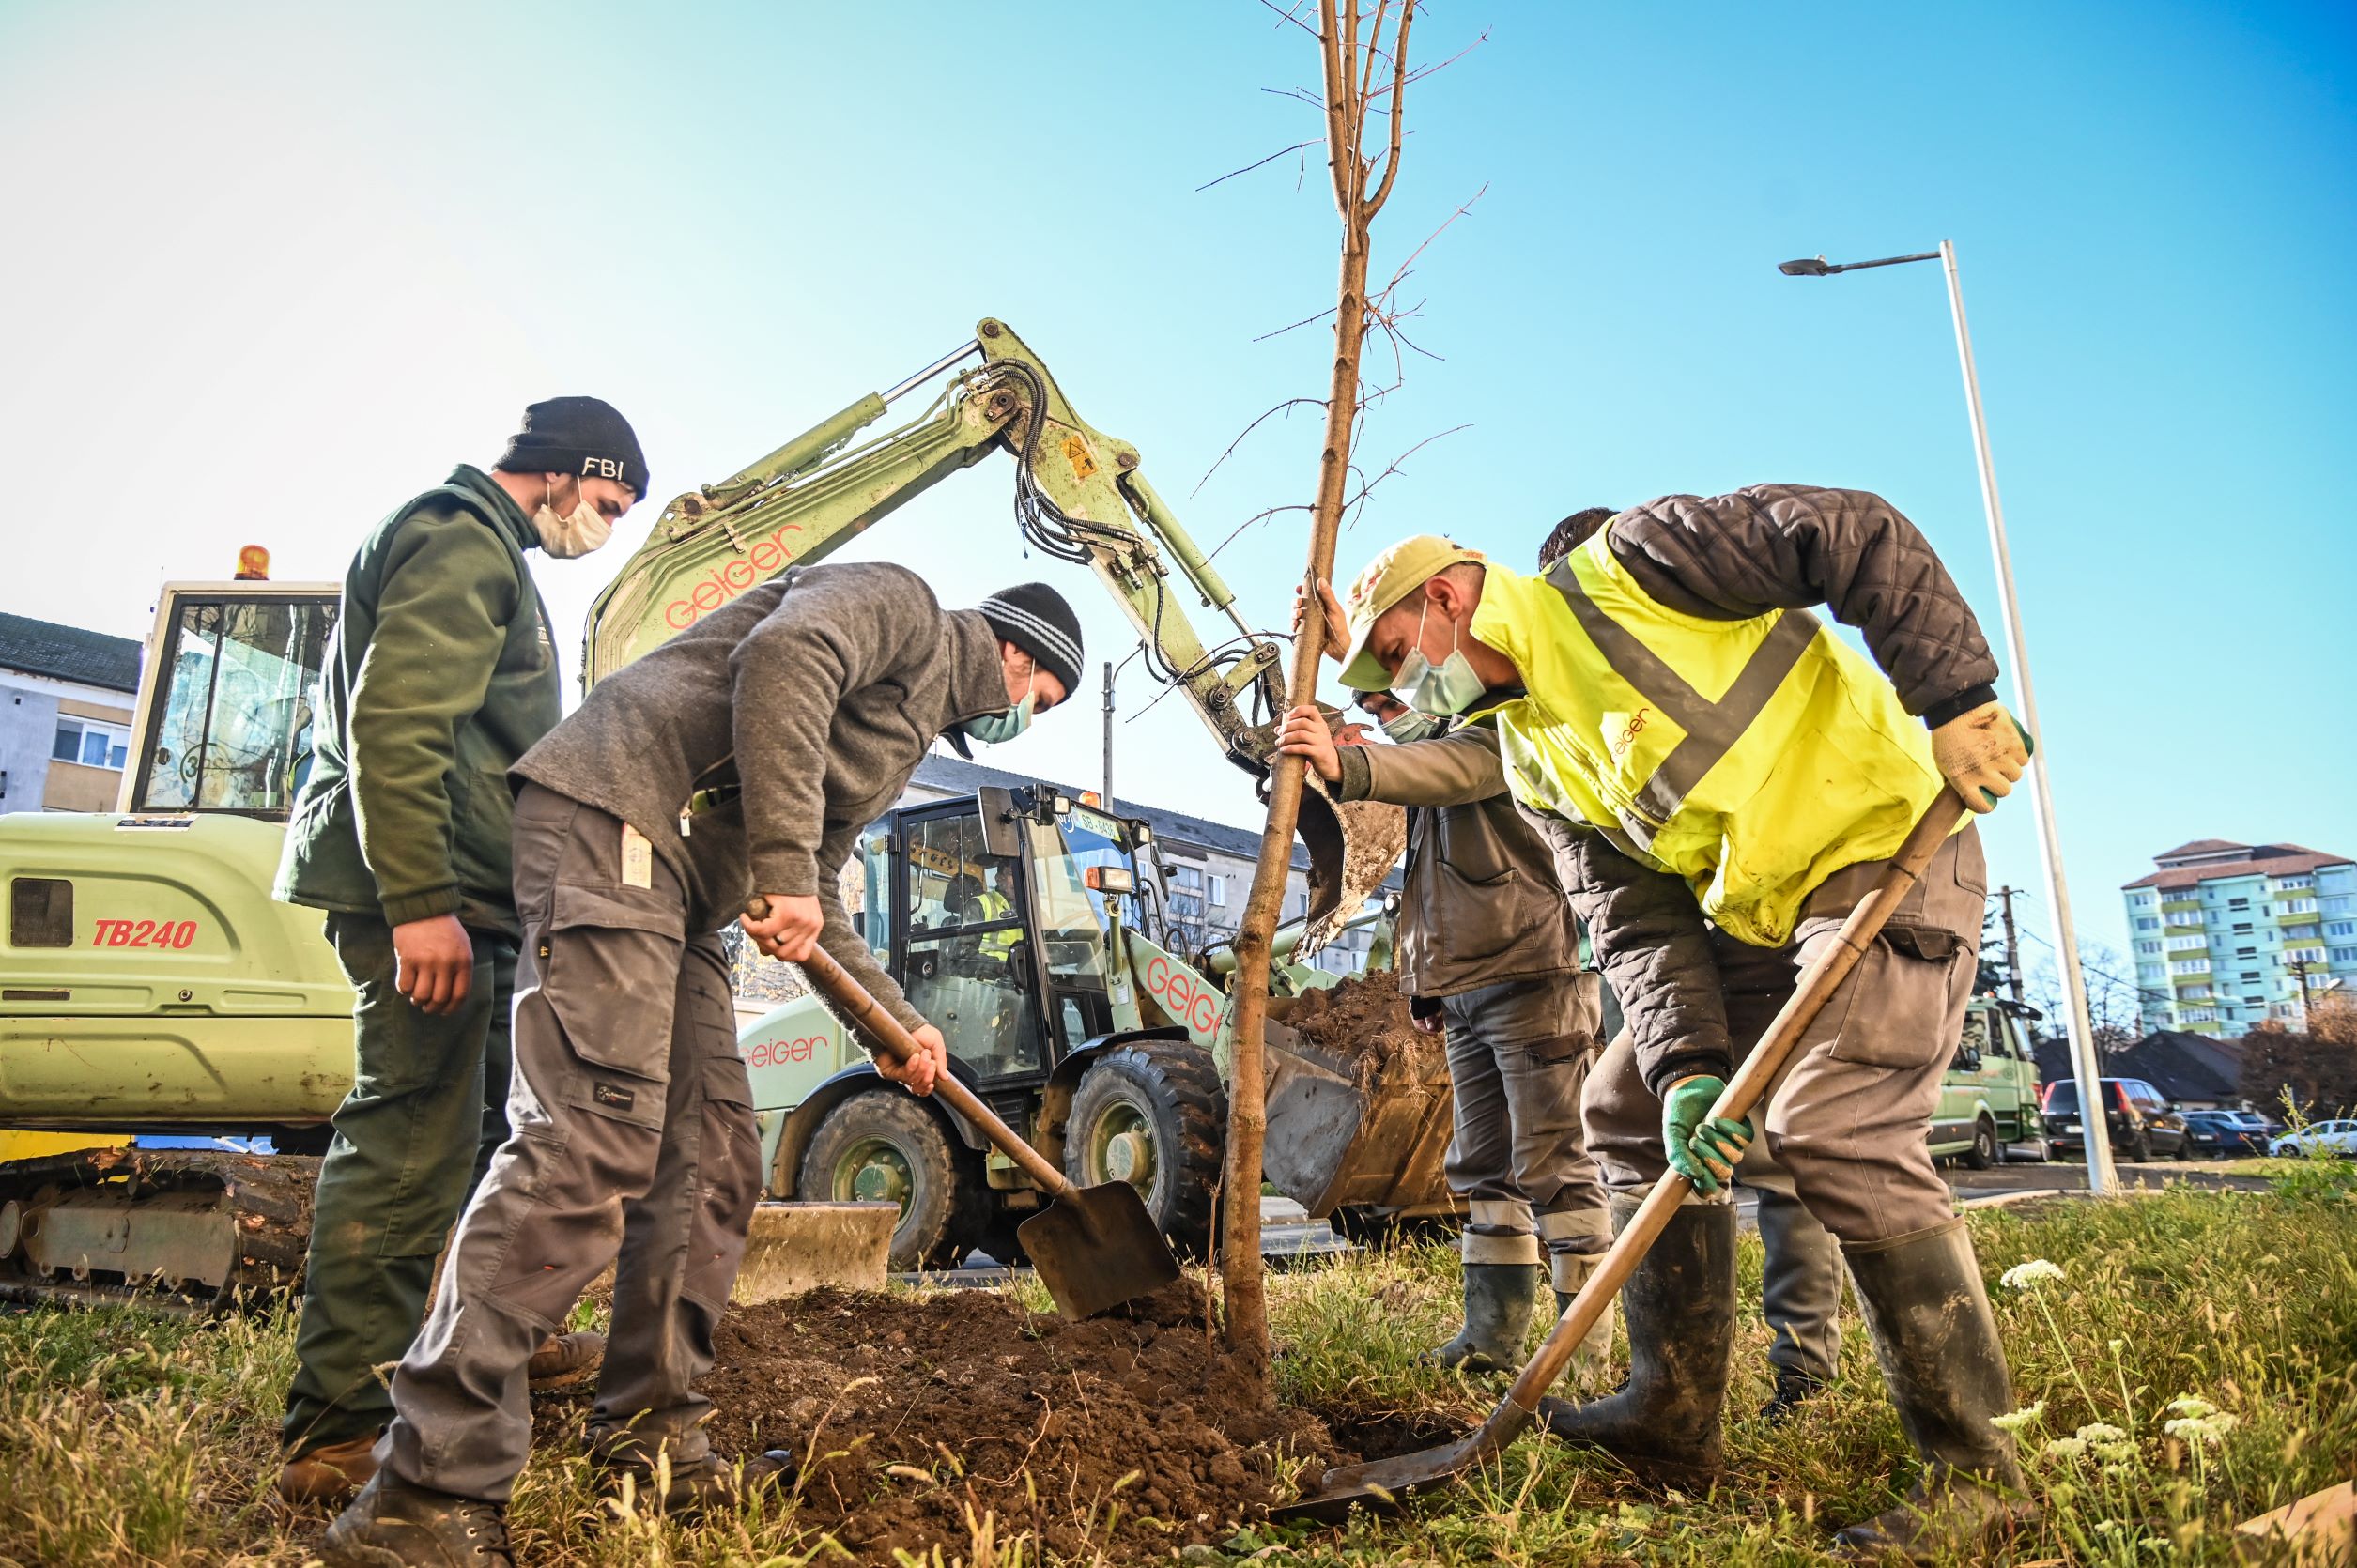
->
<box><xmin>1380</xmin><ymin>709</ymin><xmax>1442</xmax><ymax>744</ymax></box>
<box><xmin>961</xmin><ymin>692</ymin><xmax>1036</xmax><ymax>746</ymax></box>
<box><xmin>1391</xmin><ymin>601</ymin><xmax>1486</xmax><ymax>717</ymax></box>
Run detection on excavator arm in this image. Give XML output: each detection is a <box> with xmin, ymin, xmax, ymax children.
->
<box><xmin>583</xmin><ymin>318</ymin><xmax>1401</xmax><ymax>933</ymax></box>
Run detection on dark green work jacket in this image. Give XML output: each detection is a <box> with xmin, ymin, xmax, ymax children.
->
<box><xmin>275</xmin><ymin>465</ymin><xmax>561</xmax><ymax>936</ymax></box>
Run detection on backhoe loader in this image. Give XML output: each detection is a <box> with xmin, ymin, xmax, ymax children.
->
<box><xmin>0</xmin><ymin>319</ymin><xmax>1425</xmax><ymax>1303</ymax></box>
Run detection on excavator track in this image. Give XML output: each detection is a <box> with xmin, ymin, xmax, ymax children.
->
<box><xmin>0</xmin><ymin>1147</ymin><xmax>316</xmax><ymax>1311</ymax></box>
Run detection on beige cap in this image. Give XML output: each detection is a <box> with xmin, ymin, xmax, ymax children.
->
<box><xmin>1335</xmin><ymin>535</ymin><xmax>1486</xmax><ymax>690</ymax></box>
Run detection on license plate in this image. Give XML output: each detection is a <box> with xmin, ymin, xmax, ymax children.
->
<box><xmin>2064</xmin><ymin>1122</ymin><xmax>2083</xmax><ymax>1133</ymax></box>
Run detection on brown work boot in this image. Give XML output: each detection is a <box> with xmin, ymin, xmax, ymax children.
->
<box><xmin>277</xmin><ymin>1429</ymin><xmax>382</xmax><ymax>1507</ymax></box>
<box><xmin>594</xmin><ymin>1446</ymin><xmax>797</xmax><ymax>1518</ymax></box>
<box><xmin>321</xmin><ymin>1470</ymin><xmax>511</xmax><ymax>1568</ymax></box>
<box><xmin>527</xmin><ymin>1329</ymin><xmax>606</xmax><ymax>1391</ymax></box>
<box><xmin>1831</xmin><ymin>1220</ymin><xmax>2040</xmax><ymax>1562</ymax></box>
<box><xmin>1535</xmin><ymin>1194</ymin><xmax>1734</xmax><ymax>1486</ymax></box>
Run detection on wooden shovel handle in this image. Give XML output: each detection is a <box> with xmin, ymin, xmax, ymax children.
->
<box><xmin>748</xmin><ymin>899</ymin><xmax>1079</xmax><ymax>1201</ymax></box>
<box><xmin>1487</xmin><ymin>792</ymin><xmax>1972</xmax><ymax>1430</ymax></box>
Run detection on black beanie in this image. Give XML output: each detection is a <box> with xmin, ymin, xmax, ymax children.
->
<box><xmin>494</xmin><ymin>396</ymin><xmax>651</xmax><ymax>500</ymax></box>
<box><xmin>976</xmin><ymin>583</ymin><xmax>1085</xmax><ymax>696</ymax></box>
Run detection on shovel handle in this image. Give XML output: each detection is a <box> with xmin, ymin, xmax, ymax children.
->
<box><xmin>1477</xmin><ymin>792</ymin><xmax>1973</xmax><ymax>1447</ymax></box>
<box><xmin>750</xmin><ymin>902</ymin><xmax>1081</xmax><ymax>1204</ymax></box>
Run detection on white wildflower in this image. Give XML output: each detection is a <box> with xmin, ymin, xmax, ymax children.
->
<box><xmin>2103</xmin><ymin>1462</ymin><xmax>2133</xmax><ymax>1477</ymax></box>
<box><xmin>2041</xmin><ymin>1437</ymin><xmax>2088</xmax><ymax>1462</ymax></box>
<box><xmin>2166</xmin><ymin>1395</ymin><xmax>2218</xmax><ymax>1420</ymax></box>
<box><xmin>2075</xmin><ymin>1422</ymin><xmax>2128</xmax><ymax>1442</ymax></box>
<box><xmin>2164</xmin><ymin>1412</ymin><xmax>2241</xmax><ymax>1445</ymax></box>
<box><xmin>2107</xmin><ymin>1338</ymin><xmax>2126</xmax><ymax>1356</ymax></box>
<box><xmin>1991</xmin><ymin>1401</ymin><xmax>2046</xmax><ymax>1434</ymax></box>
<box><xmin>2001</xmin><ymin>1258</ymin><xmax>2066</xmax><ymax>1289</ymax></box>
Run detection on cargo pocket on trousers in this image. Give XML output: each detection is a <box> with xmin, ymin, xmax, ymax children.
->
<box><xmin>685</xmin><ymin>1054</ymin><xmax>762</xmax><ymax>1310</ymax></box>
<box><xmin>1820</xmin><ymin>931</ymin><xmax>1968</xmax><ymax>1070</ymax></box>
<box><xmin>538</xmin><ymin>882</ymin><xmax>686</xmax><ymax>1095</ymax></box>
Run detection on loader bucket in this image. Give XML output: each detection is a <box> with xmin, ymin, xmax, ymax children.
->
<box><xmin>1259</xmin><ymin>1007</ymin><xmax>1456</xmax><ymax>1222</ymax></box>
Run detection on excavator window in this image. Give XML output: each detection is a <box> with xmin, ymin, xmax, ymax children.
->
<box><xmin>900</xmin><ymin>810</ymin><xmax>1043</xmax><ymax>1080</ymax></box>
<box><xmin>133</xmin><ymin>595</ymin><xmax>337</xmax><ymax>818</ymax></box>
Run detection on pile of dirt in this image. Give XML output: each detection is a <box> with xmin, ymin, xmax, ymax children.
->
<box><xmin>688</xmin><ymin>1279</ymin><xmax>1337</xmax><ymax>1561</ymax></box>
<box><xmin>1285</xmin><ymin>967</ymin><xmax>1426</xmax><ymax>1086</ymax></box>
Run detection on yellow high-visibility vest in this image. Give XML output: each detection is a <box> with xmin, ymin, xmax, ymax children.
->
<box><xmin>1471</xmin><ymin>532</ymin><xmax>1952</xmax><ymax>947</ymax></box>
<box><xmin>974</xmin><ymin>888</ymin><xmax>1020</xmax><ymax>961</ymax></box>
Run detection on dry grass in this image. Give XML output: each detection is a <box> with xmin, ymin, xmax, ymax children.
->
<box><xmin>0</xmin><ymin>1177</ymin><xmax>2350</xmax><ymax>1566</ymax></box>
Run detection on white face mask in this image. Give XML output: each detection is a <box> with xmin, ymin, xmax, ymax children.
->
<box><xmin>532</xmin><ymin>477</ymin><xmax>613</xmax><ymax>559</ymax></box>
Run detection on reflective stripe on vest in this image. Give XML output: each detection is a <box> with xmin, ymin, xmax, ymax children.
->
<box><xmin>1543</xmin><ymin>558</ymin><xmax>1821</xmax><ymax>852</ymax></box>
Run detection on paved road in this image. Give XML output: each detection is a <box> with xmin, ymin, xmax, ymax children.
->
<box><xmin>904</xmin><ymin>1154</ymin><xmax>2274</xmax><ymax>1287</ymax></box>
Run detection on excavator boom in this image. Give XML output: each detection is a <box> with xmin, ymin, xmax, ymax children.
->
<box><xmin>584</xmin><ymin>318</ymin><xmax>1400</xmax><ymax>934</ymax></box>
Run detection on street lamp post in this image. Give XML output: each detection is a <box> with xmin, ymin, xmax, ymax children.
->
<box><xmin>1780</xmin><ymin>241</ymin><xmax>2118</xmax><ymax>1194</ymax></box>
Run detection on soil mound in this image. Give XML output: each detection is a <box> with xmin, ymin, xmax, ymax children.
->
<box><xmin>1285</xmin><ymin>968</ymin><xmax>1425</xmax><ymax>1085</ymax></box>
<box><xmin>694</xmin><ymin>1279</ymin><xmax>1336</xmax><ymax>1561</ymax></box>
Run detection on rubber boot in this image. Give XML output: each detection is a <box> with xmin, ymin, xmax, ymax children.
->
<box><xmin>1425</xmin><ymin>1262</ymin><xmax>1540</xmax><ymax>1373</ymax></box>
<box><xmin>1550</xmin><ymin>1252</ymin><xmax>1618</xmax><ymax>1395</ymax></box>
<box><xmin>1832</xmin><ymin>1219</ymin><xmax>2039</xmax><ymax>1561</ymax></box>
<box><xmin>321</xmin><ymin>1470</ymin><xmax>511</xmax><ymax>1568</ymax></box>
<box><xmin>1535</xmin><ymin>1192</ymin><xmax>1734</xmax><ymax>1484</ymax></box>
<box><xmin>1756</xmin><ymin>1188</ymin><xmax>1841</xmax><ymax>1423</ymax></box>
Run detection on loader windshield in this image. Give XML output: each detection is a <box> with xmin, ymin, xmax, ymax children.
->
<box><xmin>133</xmin><ymin>593</ymin><xmax>337</xmax><ymax>817</ymax></box>
<box><xmin>1023</xmin><ymin>807</ymin><xmax>1135</xmax><ymax>985</ymax></box>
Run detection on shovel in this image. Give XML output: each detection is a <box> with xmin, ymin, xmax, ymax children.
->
<box><xmin>1274</xmin><ymin>792</ymin><xmax>1972</xmax><ymax>1523</ymax></box>
<box><xmin>777</xmin><ymin>929</ymin><xmax>1184</xmax><ymax>1320</ymax></box>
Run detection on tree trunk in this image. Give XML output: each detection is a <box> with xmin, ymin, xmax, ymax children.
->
<box><xmin>1219</xmin><ymin>0</ymin><xmax>1404</xmax><ymax>1374</ymax></box>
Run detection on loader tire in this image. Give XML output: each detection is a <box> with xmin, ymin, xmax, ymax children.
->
<box><xmin>1065</xmin><ymin>1041</ymin><xmax>1225</xmax><ymax>1259</ymax></box>
<box><xmin>800</xmin><ymin>1091</ymin><xmax>984</xmax><ymax>1272</ymax></box>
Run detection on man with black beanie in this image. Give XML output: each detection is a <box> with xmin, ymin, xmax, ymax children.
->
<box><xmin>271</xmin><ymin>398</ymin><xmax>648</xmax><ymax>1507</ymax></box>
<box><xmin>325</xmin><ymin>563</ymin><xmax>1078</xmax><ymax>1564</ymax></box>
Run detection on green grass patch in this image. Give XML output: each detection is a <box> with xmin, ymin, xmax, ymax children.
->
<box><xmin>0</xmin><ymin>1188</ymin><xmax>2349</xmax><ymax>1564</ymax></box>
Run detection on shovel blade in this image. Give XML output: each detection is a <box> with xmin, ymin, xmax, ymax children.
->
<box><xmin>1016</xmin><ymin>1181</ymin><xmax>1182</xmax><ymax>1321</ymax></box>
<box><xmin>1271</xmin><ymin>1434</ymin><xmax>1491</xmax><ymax>1525</ymax></box>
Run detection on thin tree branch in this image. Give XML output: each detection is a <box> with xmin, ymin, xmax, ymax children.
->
<box><xmin>1250</xmin><ymin>304</ymin><xmax>1338</xmax><ymax>344</ymax></box>
<box><xmin>1363</xmin><ymin>0</ymin><xmax>1417</xmax><ymax>219</ymax></box>
<box><xmin>1190</xmin><ymin>397</ymin><xmax>1328</xmax><ymax>497</ymax></box>
<box><xmin>1256</xmin><ymin>0</ymin><xmax>1320</xmax><ymax>37</ymax></box>
<box><xmin>1205</xmin><ymin>502</ymin><xmax>1317</xmax><ymax>563</ymax></box>
<box><xmin>1196</xmin><ymin>139</ymin><xmax>1319</xmax><ymax>192</ymax></box>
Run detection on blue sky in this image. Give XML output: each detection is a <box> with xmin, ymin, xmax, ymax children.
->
<box><xmin>2</xmin><ymin>1</ymin><xmax>2349</xmax><ymax>962</ymax></box>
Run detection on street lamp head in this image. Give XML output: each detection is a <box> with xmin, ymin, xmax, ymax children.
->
<box><xmin>1779</xmin><ymin>256</ymin><xmax>1835</xmax><ymax>277</ymax></box>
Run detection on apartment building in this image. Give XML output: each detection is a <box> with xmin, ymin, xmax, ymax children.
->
<box><xmin>0</xmin><ymin>612</ymin><xmax>144</xmax><ymax>814</ymax></box>
<box><xmin>2122</xmin><ymin>839</ymin><xmax>2357</xmax><ymax>1035</ymax></box>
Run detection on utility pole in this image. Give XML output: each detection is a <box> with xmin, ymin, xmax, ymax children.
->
<box><xmin>2288</xmin><ymin>957</ymin><xmax>2317</xmax><ymax>1025</ymax></box>
<box><xmin>1995</xmin><ymin>885</ymin><xmax>2025</xmax><ymax>1006</ymax></box>
<box><xmin>1101</xmin><ymin>659</ymin><xmax>1116</xmax><ymax>807</ymax></box>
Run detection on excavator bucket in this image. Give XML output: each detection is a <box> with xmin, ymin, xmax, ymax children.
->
<box><xmin>1296</xmin><ymin>790</ymin><xmax>1406</xmax><ymax>957</ymax></box>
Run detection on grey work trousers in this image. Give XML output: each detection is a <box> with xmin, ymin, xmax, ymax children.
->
<box><xmin>1441</xmin><ymin>972</ymin><xmax>1610</xmax><ymax>1289</ymax></box>
<box><xmin>1584</xmin><ymin>826</ymin><xmax>1985</xmax><ymax>1249</ymax></box>
<box><xmin>378</xmin><ymin>785</ymin><xmax>764</xmax><ymax>1503</ymax></box>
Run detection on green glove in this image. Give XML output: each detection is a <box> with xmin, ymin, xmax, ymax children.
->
<box><xmin>1662</xmin><ymin>1075</ymin><xmax>1752</xmax><ymax>1196</ymax></box>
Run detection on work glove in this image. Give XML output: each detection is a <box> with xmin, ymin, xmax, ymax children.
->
<box><xmin>1662</xmin><ymin>1075</ymin><xmax>1752</xmax><ymax>1196</ymax></box>
<box><xmin>1930</xmin><ymin>700</ymin><xmax>2034</xmax><ymax>813</ymax></box>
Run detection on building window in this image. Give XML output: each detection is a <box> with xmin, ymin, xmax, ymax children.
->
<box><xmin>2134</xmin><ymin>940</ymin><xmax>2160</xmax><ymax>955</ymax></box>
<box><xmin>2285</xmin><ymin>946</ymin><xmax>2326</xmax><ymax>964</ymax></box>
<box><xmin>1208</xmin><ymin>875</ymin><xmax>1226</xmax><ymax>907</ymax></box>
<box><xmin>2282</xmin><ymin>898</ymin><xmax>2318</xmax><ymax>914</ymax></box>
<box><xmin>2277</xmin><ymin>875</ymin><xmax>2314</xmax><ymax>891</ymax></box>
<box><xmin>50</xmin><ymin>716</ymin><xmax>131</xmax><ymax>771</ymax></box>
<box><xmin>2327</xmin><ymin>922</ymin><xmax>2354</xmax><ymax>937</ymax></box>
<box><xmin>2135</xmin><ymin>916</ymin><xmax>2158</xmax><ymax>930</ymax></box>
<box><xmin>2323</xmin><ymin>896</ymin><xmax>2351</xmax><ymax>914</ymax></box>
<box><xmin>2331</xmin><ymin>946</ymin><xmax>2357</xmax><ymax>963</ymax></box>
<box><xmin>2230</xmin><ymin>898</ymin><xmax>2249</xmax><ymax>910</ymax></box>
<box><xmin>2168</xmin><ymin>960</ymin><xmax>2208</xmax><ymax>975</ymax></box>
<box><xmin>2286</xmin><ymin>924</ymin><xmax>2321</xmax><ymax>941</ymax></box>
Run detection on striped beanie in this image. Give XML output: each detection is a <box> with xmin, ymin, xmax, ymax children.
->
<box><xmin>976</xmin><ymin>583</ymin><xmax>1085</xmax><ymax>695</ymax></box>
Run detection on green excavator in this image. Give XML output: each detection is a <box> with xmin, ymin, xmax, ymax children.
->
<box><xmin>0</xmin><ymin>320</ymin><xmax>1447</xmax><ymax>1303</ymax></box>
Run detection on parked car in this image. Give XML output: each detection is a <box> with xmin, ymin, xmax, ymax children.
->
<box><xmin>1930</xmin><ymin>998</ymin><xmax>2045</xmax><ymax>1168</ymax></box>
<box><xmin>2269</xmin><ymin>1119</ymin><xmax>2357</xmax><ymax>1160</ymax></box>
<box><xmin>2180</xmin><ymin>1110</ymin><xmax>2265</xmax><ymax>1158</ymax></box>
<box><xmin>2041</xmin><ymin>1076</ymin><xmax>2192</xmax><ymax>1162</ymax></box>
